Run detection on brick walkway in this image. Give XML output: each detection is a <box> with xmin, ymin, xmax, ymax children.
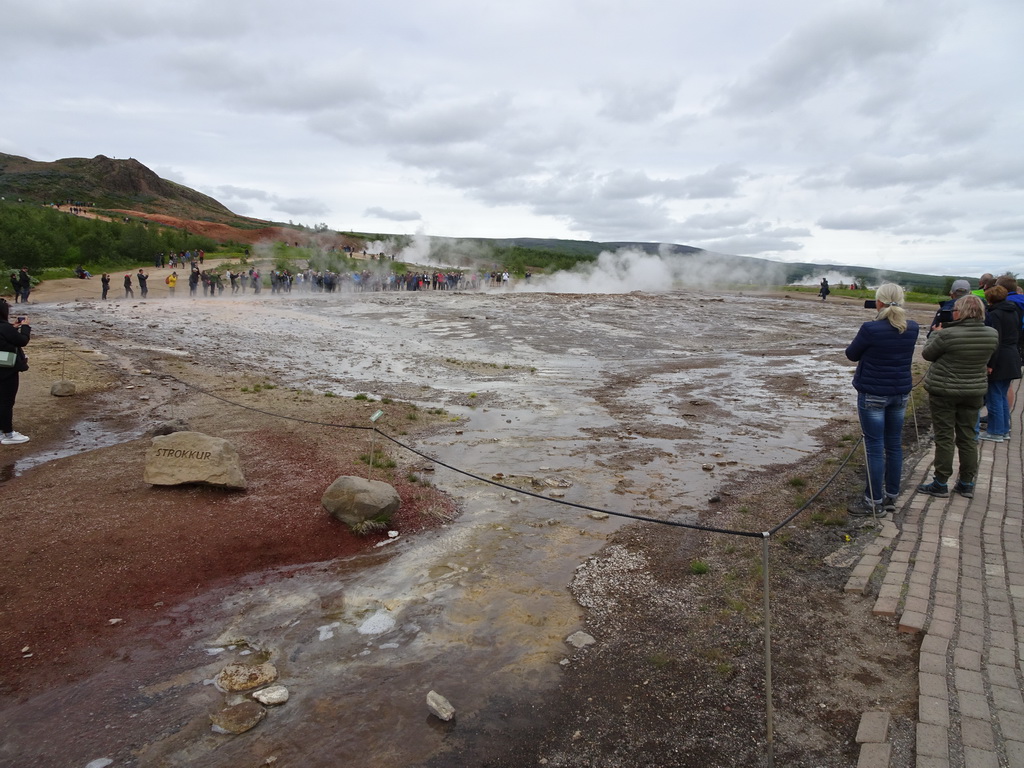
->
<box><xmin>848</xmin><ymin>381</ymin><xmax>1024</xmax><ymax>767</ymax></box>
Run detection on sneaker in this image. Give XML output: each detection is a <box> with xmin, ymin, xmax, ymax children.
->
<box><xmin>848</xmin><ymin>497</ymin><xmax>886</xmax><ymax>517</ymax></box>
<box><xmin>1</xmin><ymin>431</ymin><xmax>30</xmax><ymax>445</ymax></box>
<box><xmin>917</xmin><ymin>480</ymin><xmax>949</xmax><ymax>498</ymax></box>
<box><xmin>953</xmin><ymin>481</ymin><xmax>975</xmax><ymax>499</ymax></box>
<box><xmin>978</xmin><ymin>432</ymin><xmax>1005</xmax><ymax>442</ymax></box>
<box><xmin>883</xmin><ymin>496</ymin><xmax>897</xmax><ymax>513</ymax></box>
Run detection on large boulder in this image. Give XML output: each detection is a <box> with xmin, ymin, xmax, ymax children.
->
<box><xmin>144</xmin><ymin>431</ymin><xmax>246</xmax><ymax>490</ymax></box>
<box><xmin>322</xmin><ymin>475</ymin><xmax>400</xmax><ymax>532</ymax></box>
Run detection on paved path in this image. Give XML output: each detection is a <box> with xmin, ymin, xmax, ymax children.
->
<box><xmin>848</xmin><ymin>381</ymin><xmax>1024</xmax><ymax>767</ymax></box>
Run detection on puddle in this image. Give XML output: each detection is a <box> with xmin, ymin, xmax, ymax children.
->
<box><xmin>1</xmin><ymin>415</ymin><xmax>146</xmax><ymax>482</ymax></box>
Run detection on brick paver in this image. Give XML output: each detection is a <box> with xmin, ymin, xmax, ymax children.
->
<box><xmin>849</xmin><ymin>380</ymin><xmax>1024</xmax><ymax>768</ymax></box>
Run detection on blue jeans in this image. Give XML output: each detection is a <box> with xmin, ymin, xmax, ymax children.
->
<box><xmin>986</xmin><ymin>379</ymin><xmax>1011</xmax><ymax>436</ymax></box>
<box><xmin>857</xmin><ymin>392</ymin><xmax>909</xmax><ymax>501</ymax></box>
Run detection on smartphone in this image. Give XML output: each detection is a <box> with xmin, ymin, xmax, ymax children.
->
<box><xmin>16</xmin><ymin>316</ymin><xmax>25</xmax><ymax>323</ymax></box>
<box><xmin>863</xmin><ymin>300</ymin><xmax>877</xmax><ymax>309</ymax></box>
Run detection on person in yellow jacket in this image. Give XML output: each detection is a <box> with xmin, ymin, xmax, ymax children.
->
<box><xmin>165</xmin><ymin>271</ymin><xmax>178</xmax><ymax>297</ymax></box>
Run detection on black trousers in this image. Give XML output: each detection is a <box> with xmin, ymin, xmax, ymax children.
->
<box><xmin>0</xmin><ymin>373</ymin><xmax>19</xmax><ymax>434</ymax></box>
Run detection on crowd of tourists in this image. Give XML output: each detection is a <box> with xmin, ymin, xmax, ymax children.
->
<box><xmin>844</xmin><ymin>271</ymin><xmax>1022</xmax><ymax>518</ymax></box>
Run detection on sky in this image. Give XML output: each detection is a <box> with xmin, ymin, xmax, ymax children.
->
<box><xmin>3</xmin><ymin>0</ymin><xmax>1023</xmax><ymax>278</ymax></box>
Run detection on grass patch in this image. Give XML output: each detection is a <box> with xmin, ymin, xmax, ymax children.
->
<box><xmin>690</xmin><ymin>560</ymin><xmax>710</xmax><ymax>575</ymax></box>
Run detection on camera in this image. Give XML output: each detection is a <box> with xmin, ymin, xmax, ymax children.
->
<box><xmin>16</xmin><ymin>316</ymin><xmax>25</xmax><ymax>323</ymax></box>
<box><xmin>938</xmin><ymin>310</ymin><xmax>953</xmax><ymax>325</ymax></box>
<box><xmin>863</xmin><ymin>300</ymin><xmax>877</xmax><ymax>309</ymax></box>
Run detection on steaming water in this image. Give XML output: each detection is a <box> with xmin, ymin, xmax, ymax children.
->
<box><xmin>3</xmin><ymin>288</ymin><xmax>895</xmax><ymax>767</ymax></box>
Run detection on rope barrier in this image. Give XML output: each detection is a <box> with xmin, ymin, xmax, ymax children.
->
<box><xmin>57</xmin><ymin>342</ymin><xmax>922</xmax><ymax>539</ymax></box>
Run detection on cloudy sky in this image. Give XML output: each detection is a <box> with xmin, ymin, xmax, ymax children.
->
<box><xmin>3</xmin><ymin>0</ymin><xmax>1022</xmax><ymax>276</ymax></box>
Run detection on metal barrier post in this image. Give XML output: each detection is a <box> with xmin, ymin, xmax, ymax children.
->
<box><xmin>762</xmin><ymin>533</ymin><xmax>774</xmax><ymax>768</ymax></box>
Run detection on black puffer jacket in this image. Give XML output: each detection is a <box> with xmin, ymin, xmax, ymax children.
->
<box><xmin>986</xmin><ymin>300</ymin><xmax>1023</xmax><ymax>381</ymax></box>
<box><xmin>922</xmin><ymin>319</ymin><xmax>997</xmax><ymax>397</ymax></box>
<box><xmin>0</xmin><ymin>321</ymin><xmax>30</xmax><ymax>378</ymax></box>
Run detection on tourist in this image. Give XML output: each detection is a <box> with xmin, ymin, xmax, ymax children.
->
<box><xmin>137</xmin><ymin>269</ymin><xmax>149</xmax><ymax>299</ymax></box>
<box><xmin>917</xmin><ymin>295</ymin><xmax>998</xmax><ymax>499</ymax></box>
<box><xmin>978</xmin><ymin>285</ymin><xmax>1022</xmax><ymax>442</ymax></box>
<box><xmin>166</xmin><ymin>271</ymin><xmax>177</xmax><ymax>297</ymax></box>
<box><xmin>844</xmin><ymin>284</ymin><xmax>919</xmax><ymax>516</ymax></box>
<box><xmin>100</xmin><ymin>273</ymin><xmax>110</xmax><ymax>300</ymax></box>
<box><xmin>928</xmin><ymin>279</ymin><xmax>972</xmax><ymax>336</ymax></box>
<box><xmin>819</xmin><ymin>278</ymin><xmax>830</xmax><ymax>302</ymax></box>
<box><xmin>123</xmin><ymin>273</ymin><xmax>134</xmax><ymax>299</ymax></box>
<box><xmin>0</xmin><ymin>299</ymin><xmax>31</xmax><ymax>445</ymax></box>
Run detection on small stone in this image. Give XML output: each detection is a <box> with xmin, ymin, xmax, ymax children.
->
<box><xmin>427</xmin><ymin>690</ymin><xmax>456</xmax><ymax>721</ymax></box>
<box><xmin>252</xmin><ymin>685</ymin><xmax>289</xmax><ymax>706</ymax></box>
<box><xmin>588</xmin><ymin>512</ymin><xmax>609</xmax><ymax>520</ymax></box>
<box><xmin>566</xmin><ymin>631</ymin><xmax>596</xmax><ymax>649</ymax></box>
<box><xmin>50</xmin><ymin>380</ymin><xmax>76</xmax><ymax>397</ymax></box>
<box><xmin>108</xmin><ymin>618</ymin><xmax>123</xmax><ymax>625</ymax></box>
<box><xmin>702</xmin><ymin>463</ymin><xmax>715</xmax><ymax>471</ymax></box>
<box><xmin>210</xmin><ymin>700</ymin><xmax>266</xmax><ymax>734</ymax></box>
<box><xmin>215</xmin><ymin>662</ymin><xmax>278</xmax><ymax>692</ymax></box>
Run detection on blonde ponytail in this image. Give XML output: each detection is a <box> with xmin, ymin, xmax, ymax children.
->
<box><xmin>875</xmin><ymin>283</ymin><xmax>908</xmax><ymax>333</ymax></box>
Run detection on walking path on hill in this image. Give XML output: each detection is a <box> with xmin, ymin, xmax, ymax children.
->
<box><xmin>847</xmin><ymin>380</ymin><xmax>1024</xmax><ymax>767</ymax></box>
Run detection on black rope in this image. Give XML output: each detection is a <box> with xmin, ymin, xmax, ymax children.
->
<box><xmin>60</xmin><ymin>344</ymin><xmax>924</xmax><ymax>540</ymax></box>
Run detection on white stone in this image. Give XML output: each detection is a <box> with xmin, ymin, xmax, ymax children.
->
<box><xmin>427</xmin><ymin>690</ymin><xmax>455</xmax><ymax>721</ymax></box>
<box><xmin>252</xmin><ymin>685</ymin><xmax>289</xmax><ymax>706</ymax></box>
<box><xmin>566</xmin><ymin>631</ymin><xmax>596</xmax><ymax>649</ymax></box>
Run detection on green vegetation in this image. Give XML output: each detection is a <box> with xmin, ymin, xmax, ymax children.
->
<box><xmin>690</xmin><ymin>560</ymin><xmax>711</xmax><ymax>575</ymax></box>
<box><xmin>0</xmin><ymin>199</ymin><xmax>218</xmax><ymax>274</ymax></box>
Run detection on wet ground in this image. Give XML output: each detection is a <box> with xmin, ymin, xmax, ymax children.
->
<box><xmin>2</xmin><ymin>289</ymin><xmax>900</xmax><ymax>767</ymax></box>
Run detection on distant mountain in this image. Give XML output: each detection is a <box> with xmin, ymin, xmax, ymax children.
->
<box><xmin>0</xmin><ymin>153</ymin><xmax>242</xmax><ymax>224</ymax></box>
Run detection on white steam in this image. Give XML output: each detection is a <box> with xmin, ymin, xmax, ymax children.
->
<box><xmin>517</xmin><ymin>246</ymin><xmax>789</xmax><ymax>294</ymax></box>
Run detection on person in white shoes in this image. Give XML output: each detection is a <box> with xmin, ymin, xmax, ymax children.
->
<box><xmin>0</xmin><ymin>299</ymin><xmax>31</xmax><ymax>445</ymax></box>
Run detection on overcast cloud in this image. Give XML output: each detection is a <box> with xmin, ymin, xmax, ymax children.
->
<box><xmin>3</xmin><ymin>0</ymin><xmax>1021</xmax><ymax>276</ymax></box>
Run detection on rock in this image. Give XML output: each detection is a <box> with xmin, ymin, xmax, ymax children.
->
<box><xmin>321</xmin><ymin>475</ymin><xmax>401</xmax><ymax>531</ymax></box>
<box><xmin>151</xmin><ymin>418</ymin><xmax>190</xmax><ymax>436</ymax></box>
<box><xmin>566</xmin><ymin>631</ymin><xmax>596</xmax><ymax>649</ymax></box>
<box><xmin>210</xmin><ymin>700</ymin><xmax>266</xmax><ymax>734</ymax></box>
<box><xmin>252</xmin><ymin>685</ymin><xmax>289</xmax><ymax>706</ymax></box>
<box><xmin>215</xmin><ymin>662</ymin><xmax>278</xmax><ymax>692</ymax></box>
<box><xmin>701</xmin><ymin>463</ymin><xmax>715</xmax><ymax>472</ymax></box>
<box><xmin>427</xmin><ymin>690</ymin><xmax>455</xmax><ymax>721</ymax></box>
<box><xmin>50</xmin><ymin>380</ymin><xmax>76</xmax><ymax>397</ymax></box>
<box><xmin>144</xmin><ymin>431</ymin><xmax>246</xmax><ymax>489</ymax></box>
<box><xmin>588</xmin><ymin>512</ymin><xmax>609</xmax><ymax>520</ymax></box>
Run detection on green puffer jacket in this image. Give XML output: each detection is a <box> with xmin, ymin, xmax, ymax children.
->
<box><xmin>922</xmin><ymin>318</ymin><xmax>998</xmax><ymax>397</ymax></box>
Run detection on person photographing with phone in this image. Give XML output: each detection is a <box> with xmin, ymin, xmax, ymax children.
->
<box><xmin>845</xmin><ymin>284</ymin><xmax>920</xmax><ymax>516</ymax></box>
<box><xmin>0</xmin><ymin>299</ymin><xmax>31</xmax><ymax>445</ymax></box>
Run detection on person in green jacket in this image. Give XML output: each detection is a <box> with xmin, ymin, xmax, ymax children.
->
<box><xmin>917</xmin><ymin>294</ymin><xmax>999</xmax><ymax>499</ymax></box>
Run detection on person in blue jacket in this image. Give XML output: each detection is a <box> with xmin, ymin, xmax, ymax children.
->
<box><xmin>845</xmin><ymin>284</ymin><xmax>920</xmax><ymax>516</ymax></box>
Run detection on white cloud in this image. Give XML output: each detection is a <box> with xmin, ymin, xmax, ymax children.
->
<box><xmin>2</xmin><ymin>0</ymin><xmax>1022</xmax><ymax>275</ymax></box>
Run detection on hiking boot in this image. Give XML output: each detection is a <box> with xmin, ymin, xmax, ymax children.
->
<box><xmin>847</xmin><ymin>497</ymin><xmax>886</xmax><ymax>517</ymax></box>
<box><xmin>1</xmin><ymin>431</ymin><xmax>30</xmax><ymax>445</ymax></box>
<box><xmin>917</xmin><ymin>480</ymin><xmax>949</xmax><ymax>498</ymax></box>
<box><xmin>953</xmin><ymin>481</ymin><xmax>975</xmax><ymax>499</ymax></box>
<box><xmin>883</xmin><ymin>496</ymin><xmax>897</xmax><ymax>514</ymax></box>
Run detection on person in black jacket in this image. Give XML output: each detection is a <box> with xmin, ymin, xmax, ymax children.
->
<box><xmin>844</xmin><ymin>283</ymin><xmax>920</xmax><ymax>516</ymax></box>
<box><xmin>0</xmin><ymin>299</ymin><xmax>31</xmax><ymax>444</ymax></box>
<box><xmin>979</xmin><ymin>285</ymin><xmax>1023</xmax><ymax>441</ymax></box>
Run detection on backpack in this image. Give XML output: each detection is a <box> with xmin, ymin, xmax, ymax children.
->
<box><xmin>165</xmin><ymin>276</ymin><xmax>171</xmax><ymax>285</ymax></box>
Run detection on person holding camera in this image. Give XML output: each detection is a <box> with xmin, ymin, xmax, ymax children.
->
<box><xmin>845</xmin><ymin>284</ymin><xmax>920</xmax><ymax>516</ymax></box>
<box><xmin>0</xmin><ymin>299</ymin><xmax>31</xmax><ymax>445</ymax></box>
<box><xmin>917</xmin><ymin>295</ymin><xmax>998</xmax><ymax>499</ymax></box>
<box><xmin>928</xmin><ymin>279</ymin><xmax>972</xmax><ymax>336</ymax></box>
